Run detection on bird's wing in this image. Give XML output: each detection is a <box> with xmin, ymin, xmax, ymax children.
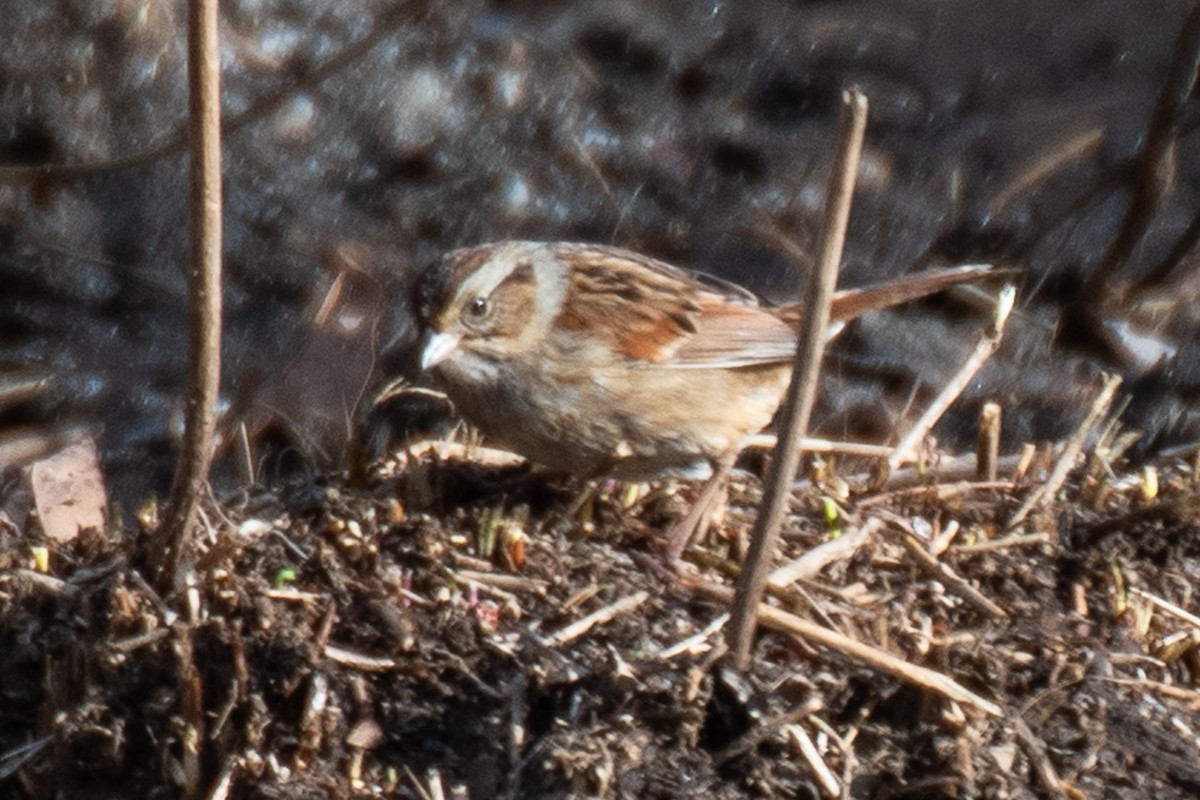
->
<box><xmin>659</xmin><ymin>301</ymin><xmax>799</xmax><ymax>368</ymax></box>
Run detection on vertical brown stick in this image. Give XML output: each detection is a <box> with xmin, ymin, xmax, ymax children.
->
<box><xmin>977</xmin><ymin>402</ymin><xmax>1001</xmax><ymax>481</ymax></box>
<box><xmin>152</xmin><ymin>0</ymin><xmax>224</xmax><ymax>592</ymax></box>
<box><xmin>727</xmin><ymin>90</ymin><xmax>868</xmax><ymax>669</ymax></box>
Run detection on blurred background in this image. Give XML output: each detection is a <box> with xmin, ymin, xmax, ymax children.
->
<box><xmin>3</xmin><ymin>0</ymin><xmax>1199</xmax><ymax>506</ymax></box>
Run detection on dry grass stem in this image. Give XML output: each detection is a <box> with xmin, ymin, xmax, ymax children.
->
<box><xmin>263</xmin><ymin>587</ymin><xmax>326</xmax><ymax>604</ymax></box>
<box><xmin>109</xmin><ymin>628</ymin><xmax>172</xmax><ymax>653</ymax></box>
<box><xmin>1110</xmin><ymin>679</ymin><xmax>1200</xmax><ymax>706</ymax></box>
<box><xmin>977</xmin><ymin>402</ymin><xmax>1002</xmax><ymax>481</ymax></box>
<box><xmin>744</xmin><ymin>433</ymin><xmax>894</xmax><ymax>458</ymax></box>
<box><xmin>323</xmin><ymin>645</ymin><xmax>397</xmax><ymax>672</ymax></box>
<box><xmin>954</xmin><ymin>533</ymin><xmax>1053</xmax><ymax>553</ymax></box>
<box><xmin>658</xmin><ymin>613</ymin><xmax>730</xmax><ymax>660</ymax></box>
<box><xmin>401</xmin><ymin>764</ymin><xmax>435</xmax><ymax>800</ymax></box>
<box><xmin>1008</xmin><ymin>372</ymin><xmax>1122</xmax><ymax>528</ymax></box>
<box><xmin>767</xmin><ymin>518</ymin><xmax>882</xmax><ymax>589</ymax></box>
<box><xmin>1010</xmin><ymin>716</ymin><xmax>1071</xmax><ymax>800</ymax></box>
<box><xmin>1129</xmin><ymin>586</ymin><xmax>1200</xmax><ymax>629</ymax></box>
<box><xmin>544</xmin><ymin>590</ymin><xmax>650</xmax><ymax>646</ymax></box>
<box><xmin>889</xmin><ymin>285</ymin><xmax>1014</xmax><ymax>470</ymax></box>
<box><xmin>390</xmin><ymin>440</ymin><xmax>529</xmax><ymax>470</ymax></box>
<box><xmin>694</xmin><ymin>579</ymin><xmax>1003</xmax><ymax>717</ymax></box>
<box><xmin>856</xmin><ymin>479</ymin><xmax>1015</xmax><ymax>509</ymax></box>
<box><xmin>859</xmin><ymin>453</ymin><xmax>1023</xmax><ymax>493</ymax></box>
<box><xmin>987</xmin><ymin>127</ymin><xmax>1104</xmax><ymax>215</ymax></box>
<box><xmin>237</xmin><ymin>422</ymin><xmax>255</xmax><ymax>486</ymax></box>
<box><xmin>205</xmin><ymin>759</ymin><xmax>237</xmax><ymax>800</ymax></box>
<box><xmin>0</xmin><ymin>737</ymin><xmax>53</xmax><ymax>782</ymax></box>
<box><xmin>454</xmin><ymin>569</ymin><xmax>548</xmax><ymax>595</ymax></box>
<box><xmin>893</xmin><ymin>528</ymin><xmax>1008</xmax><ymax>620</ymax></box>
<box><xmin>786</xmin><ymin>724</ymin><xmax>841</xmax><ymax>798</ymax></box>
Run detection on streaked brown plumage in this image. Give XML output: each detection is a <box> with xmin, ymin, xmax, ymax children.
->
<box><xmin>413</xmin><ymin>240</ymin><xmax>991</xmax><ymax>482</ymax></box>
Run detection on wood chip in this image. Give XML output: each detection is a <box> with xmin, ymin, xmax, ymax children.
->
<box><xmin>29</xmin><ymin>435</ymin><xmax>108</xmax><ymax>542</ymax></box>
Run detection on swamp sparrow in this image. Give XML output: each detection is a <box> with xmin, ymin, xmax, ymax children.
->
<box><xmin>413</xmin><ymin>241</ymin><xmax>991</xmax><ymax>485</ymax></box>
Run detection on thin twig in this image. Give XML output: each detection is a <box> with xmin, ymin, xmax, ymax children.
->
<box><xmin>977</xmin><ymin>402</ymin><xmax>1002</xmax><ymax>481</ymax></box>
<box><xmin>128</xmin><ymin>567</ymin><xmax>177</xmax><ymax>625</ymax></box>
<box><xmin>1010</xmin><ymin>716</ymin><xmax>1071</xmax><ymax>800</ymax></box>
<box><xmin>767</xmin><ymin>518</ymin><xmax>881</xmax><ymax>590</ymax></box>
<box><xmin>543</xmin><ymin>591</ymin><xmax>650</xmax><ymax>647</ymax></box>
<box><xmin>9</xmin><ymin>569</ymin><xmax>68</xmax><ymax>594</ymax></box>
<box><xmin>744</xmin><ymin>434</ymin><xmax>894</xmax><ymax>458</ymax></box>
<box><xmin>854</xmin><ymin>479</ymin><xmax>1015</xmax><ymax>509</ymax></box>
<box><xmin>0</xmin><ymin>736</ymin><xmax>53</xmax><ymax>781</ymax></box>
<box><xmin>716</xmin><ymin>708</ymin><xmax>811</xmax><ymax>764</ymax></box>
<box><xmin>109</xmin><ymin>628</ymin><xmax>172</xmax><ymax>653</ymax></box>
<box><xmin>658</xmin><ymin>613</ymin><xmax>730</xmax><ymax>660</ymax></box>
<box><xmin>401</xmin><ymin>764</ymin><xmax>435</xmax><ymax>800</ymax></box>
<box><xmin>1129</xmin><ymin>586</ymin><xmax>1200</xmax><ymax>630</ymax></box>
<box><xmin>727</xmin><ymin>89</ymin><xmax>868</xmax><ymax>670</ymax></box>
<box><xmin>151</xmin><ymin>0</ymin><xmax>224</xmax><ymax>593</ymax></box>
<box><xmin>324</xmin><ymin>645</ymin><xmax>397</xmax><ymax>672</ymax></box>
<box><xmin>849</xmin><ymin>454</ymin><xmax>1023</xmax><ymax>494</ymax></box>
<box><xmin>174</xmin><ymin>623</ymin><xmax>205</xmax><ymax>796</ymax></box>
<box><xmin>205</xmin><ymin>758</ymin><xmax>238</xmax><ymax>800</ymax></box>
<box><xmin>693</xmin><ymin>578</ymin><xmax>1002</xmax><ymax>717</ymax></box>
<box><xmin>892</xmin><ymin>527</ymin><xmax>1008</xmax><ymax>620</ymax></box>
<box><xmin>1007</xmin><ymin>373</ymin><xmax>1122</xmax><ymax>529</ymax></box>
<box><xmin>954</xmin><ymin>533</ymin><xmax>1053</xmax><ymax>554</ymax></box>
<box><xmin>987</xmin><ymin>126</ymin><xmax>1104</xmax><ymax>216</ymax></box>
<box><xmin>236</xmin><ymin>422</ymin><xmax>255</xmax><ymax>486</ymax></box>
<box><xmin>263</xmin><ymin>587</ymin><xmax>325</xmax><ymax>604</ymax></box>
<box><xmin>786</xmin><ymin>724</ymin><xmax>841</xmax><ymax>799</ymax></box>
<box><xmin>454</xmin><ymin>569</ymin><xmax>549</xmax><ymax>595</ymax></box>
<box><xmin>888</xmin><ymin>285</ymin><xmax>1014</xmax><ymax>470</ymax></box>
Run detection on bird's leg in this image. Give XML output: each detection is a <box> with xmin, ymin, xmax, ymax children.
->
<box><xmin>662</xmin><ymin>452</ymin><xmax>736</xmax><ymax>564</ymax></box>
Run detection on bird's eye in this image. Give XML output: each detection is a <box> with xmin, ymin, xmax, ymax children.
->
<box><xmin>465</xmin><ymin>296</ymin><xmax>490</xmax><ymax>320</ymax></box>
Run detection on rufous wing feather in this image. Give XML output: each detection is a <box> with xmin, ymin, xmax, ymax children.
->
<box><xmin>555</xmin><ymin>244</ymin><xmax>707</xmax><ymax>362</ymax></box>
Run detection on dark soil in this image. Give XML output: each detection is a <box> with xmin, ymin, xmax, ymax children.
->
<box><xmin>4</xmin><ymin>445</ymin><xmax>1200</xmax><ymax>798</ymax></box>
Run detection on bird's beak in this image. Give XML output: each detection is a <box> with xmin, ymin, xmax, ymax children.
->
<box><xmin>420</xmin><ymin>331</ymin><xmax>460</xmax><ymax>371</ymax></box>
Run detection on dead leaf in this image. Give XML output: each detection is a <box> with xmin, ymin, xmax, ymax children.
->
<box><xmin>29</xmin><ymin>435</ymin><xmax>108</xmax><ymax>541</ymax></box>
